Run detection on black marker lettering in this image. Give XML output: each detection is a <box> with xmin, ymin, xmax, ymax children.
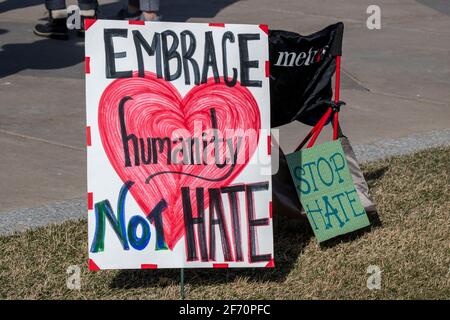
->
<box><xmin>133</xmin><ymin>30</ymin><xmax>162</xmax><ymax>78</ymax></box>
<box><xmin>201</xmin><ymin>31</ymin><xmax>220</xmax><ymax>84</ymax></box>
<box><xmin>104</xmin><ymin>28</ymin><xmax>132</xmax><ymax>78</ymax></box>
<box><xmin>180</xmin><ymin>30</ymin><xmax>200</xmax><ymax>85</ymax></box>
<box><xmin>161</xmin><ymin>30</ymin><xmax>182</xmax><ymax>81</ymax></box>
<box><xmin>238</xmin><ymin>33</ymin><xmax>262</xmax><ymax>87</ymax></box>
<box><xmin>222</xmin><ymin>31</ymin><xmax>238</xmax><ymax>87</ymax></box>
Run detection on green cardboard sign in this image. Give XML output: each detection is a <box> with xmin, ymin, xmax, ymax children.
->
<box><xmin>286</xmin><ymin>139</ymin><xmax>370</xmax><ymax>242</ymax></box>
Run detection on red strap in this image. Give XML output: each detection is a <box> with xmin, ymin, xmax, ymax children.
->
<box><xmin>306</xmin><ymin>108</ymin><xmax>333</xmax><ymax>148</ymax></box>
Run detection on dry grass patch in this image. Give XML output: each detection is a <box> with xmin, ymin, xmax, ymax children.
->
<box><xmin>1</xmin><ymin>146</ymin><xmax>449</xmax><ymax>299</ymax></box>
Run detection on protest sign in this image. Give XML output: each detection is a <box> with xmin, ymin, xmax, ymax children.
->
<box><xmin>85</xmin><ymin>20</ymin><xmax>273</xmax><ymax>269</ymax></box>
<box><xmin>286</xmin><ymin>139</ymin><xmax>370</xmax><ymax>242</ymax></box>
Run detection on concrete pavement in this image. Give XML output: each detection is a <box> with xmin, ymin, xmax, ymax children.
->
<box><xmin>0</xmin><ymin>1</ymin><xmax>449</xmax><ymax>220</ymax></box>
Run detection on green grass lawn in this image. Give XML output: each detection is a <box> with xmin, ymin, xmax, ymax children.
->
<box><xmin>1</xmin><ymin>146</ymin><xmax>449</xmax><ymax>299</ymax></box>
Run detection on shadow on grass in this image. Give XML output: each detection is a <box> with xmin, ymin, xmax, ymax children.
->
<box><xmin>318</xmin><ymin>211</ymin><xmax>382</xmax><ymax>249</ymax></box>
<box><xmin>319</xmin><ymin>221</ymin><xmax>378</xmax><ymax>249</ymax></box>
<box><xmin>110</xmin><ymin>215</ymin><xmax>312</xmax><ymax>289</ymax></box>
<box><xmin>364</xmin><ymin>165</ymin><xmax>389</xmax><ymax>189</ymax></box>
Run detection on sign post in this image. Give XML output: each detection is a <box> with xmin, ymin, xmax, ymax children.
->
<box><xmin>180</xmin><ymin>268</ymin><xmax>185</xmax><ymax>300</ymax></box>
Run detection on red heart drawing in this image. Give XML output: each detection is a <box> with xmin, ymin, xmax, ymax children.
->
<box><xmin>98</xmin><ymin>72</ymin><xmax>261</xmax><ymax>250</ymax></box>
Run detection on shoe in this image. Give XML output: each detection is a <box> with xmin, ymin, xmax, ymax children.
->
<box><xmin>33</xmin><ymin>18</ymin><xmax>68</xmax><ymax>40</ymax></box>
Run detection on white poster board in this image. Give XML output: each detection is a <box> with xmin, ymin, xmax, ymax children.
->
<box><xmin>86</xmin><ymin>19</ymin><xmax>273</xmax><ymax>269</ymax></box>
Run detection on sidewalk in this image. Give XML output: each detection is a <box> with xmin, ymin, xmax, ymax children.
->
<box><xmin>0</xmin><ymin>0</ymin><xmax>449</xmax><ymax>216</ymax></box>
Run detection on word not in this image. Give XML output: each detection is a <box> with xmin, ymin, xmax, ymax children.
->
<box><xmin>104</xmin><ymin>28</ymin><xmax>263</xmax><ymax>87</ymax></box>
<box><xmin>90</xmin><ymin>181</ymin><xmax>168</xmax><ymax>253</ymax></box>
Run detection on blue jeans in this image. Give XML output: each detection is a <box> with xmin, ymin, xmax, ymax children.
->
<box><xmin>129</xmin><ymin>0</ymin><xmax>160</xmax><ymax>12</ymax></box>
<box><xmin>45</xmin><ymin>0</ymin><xmax>98</xmax><ymax>10</ymax></box>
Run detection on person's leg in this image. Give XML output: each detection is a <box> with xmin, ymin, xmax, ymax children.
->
<box><xmin>45</xmin><ymin>0</ymin><xmax>67</xmax><ymax>19</ymax></box>
<box><xmin>34</xmin><ymin>0</ymin><xmax>68</xmax><ymax>40</ymax></box>
<box><xmin>139</xmin><ymin>0</ymin><xmax>160</xmax><ymax>12</ymax></box>
<box><xmin>113</xmin><ymin>0</ymin><xmax>141</xmax><ymax>20</ymax></box>
<box><xmin>114</xmin><ymin>0</ymin><xmax>160</xmax><ymax>21</ymax></box>
<box><xmin>45</xmin><ymin>0</ymin><xmax>66</xmax><ymax>10</ymax></box>
<box><xmin>78</xmin><ymin>0</ymin><xmax>98</xmax><ymax>10</ymax></box>
<box><xmin>77</xmin><ymin>0</ymin><xmax>98</xmax><ymax>36</ymax></box>
<box><xmin>139</xmin><ymin>0</ymin><xmax>160</xmax><ymax>21</ymax></box>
